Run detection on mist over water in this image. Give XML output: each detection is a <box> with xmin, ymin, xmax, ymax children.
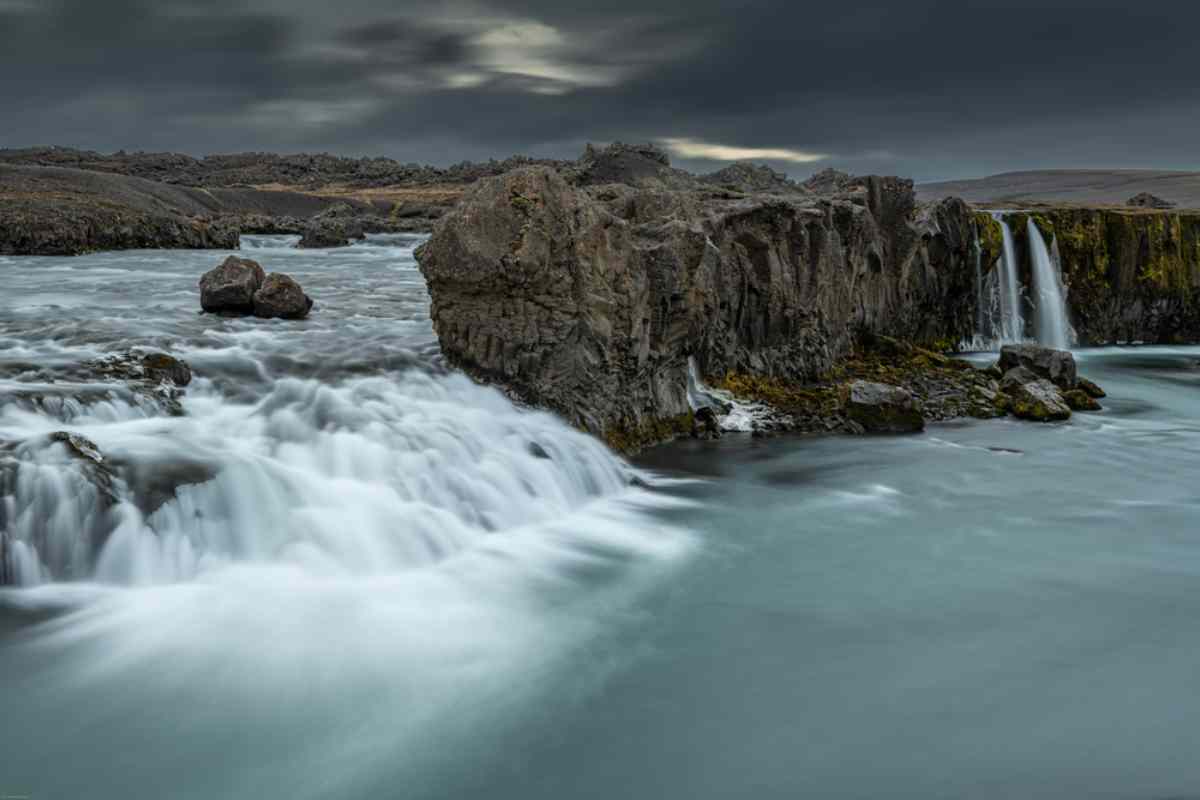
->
<box><xmin>4</xmin><ymin>238</ymin><xmax>1200</xmax><ymax>798</ymax></box>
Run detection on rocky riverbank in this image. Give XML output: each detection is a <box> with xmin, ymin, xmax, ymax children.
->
<box><xmin>414</xmin><ymin>144</ymin><xmax>1137</xmax><ymax>452</ymax></box>
<box><xmin>0</xmin><ymin>161</ymin><xmax>442</xmax><ymax>255</ymax></box>
<box><xmin>974</xmin><ymin>209</ymin><xmax>1200</xmax><ymax>344</ymax></box>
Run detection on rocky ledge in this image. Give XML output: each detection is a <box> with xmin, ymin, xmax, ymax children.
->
<box><xmin>416</xmin><ymin>144</ymin><xmax>983</xmax><ymax>450</ymax></box>
<box><xmin>415</xmin><ymin>144</ymin><xmax>1124</xmax><ymax>452</ymax></box>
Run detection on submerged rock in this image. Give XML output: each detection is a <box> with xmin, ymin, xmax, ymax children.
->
<box><xmin>48</xmin><ymin>431</ymin><xmax>105</xmax><ymax>465</ymax></box>
<box><xmin>845</xmin><ymin>381</ymin><xmax>925</xmax><ymax>433</ymax></box>
<box><xmin>87</xmin><ymin>350</ymin><xmax>194</xmax><ymax>415</ymax></box>
<box><xmin>199</xmin><ymin>255</ymin><xmax>265</xmax><ymax>313</ymax></box>
<box><xmin>997</xmin><ymin>344</ymin><xmax>1077</xmax><ymax>389</ymax></box>
<box><xmin>253</xmin><ymin>273</ymin><xmax>312</xmax><ymax>319</ymax></box>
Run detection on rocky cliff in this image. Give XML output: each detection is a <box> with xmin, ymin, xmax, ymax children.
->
<box><xmin>975</xmin><ymin>209</ymin><xmax>1200</xmax><ymax>344</ymax></box>
<box><xmin>416</xmin><ymin>145</ymin><xmax>981</xmax><ymax>447</ymax></box>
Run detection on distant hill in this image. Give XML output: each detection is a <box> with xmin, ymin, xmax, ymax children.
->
<box><xmin>916</xmin><ymin>169</ymin><xmax>1200</xmax><ymax>209</ymax></box>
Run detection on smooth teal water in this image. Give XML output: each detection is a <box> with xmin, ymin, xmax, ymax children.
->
<box><xmin>3</xmin><ymin>240</ymin><xmax>1200</xmax><ymax>798</ymax></box>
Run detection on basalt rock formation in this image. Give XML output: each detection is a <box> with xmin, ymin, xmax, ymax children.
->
<box><xmin>416</xmin><ymin>144</ymin><xmax>982</xmax><ymax>449</ymax></box>
<box><xmin>974</xmin><ymin>209</ymin><xmax>1200</xmax><ymax>344</ymax></box>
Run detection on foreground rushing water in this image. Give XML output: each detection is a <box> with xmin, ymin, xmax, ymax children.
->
<box><xmin>3</xmin><ymin>238</ymin><xmax>1200</xmax><ymax>798</ymax></box>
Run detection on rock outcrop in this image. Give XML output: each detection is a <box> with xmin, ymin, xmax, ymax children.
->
<box><xmin>1001</xmin><ymin>377</ymin><xmax>1072</xmax><ymax>422</ymax></box>
<box><xmin>416</xmin><ymin>144</ymin><xmax>980</xmax><ymax>448</ymax></box>
<box><xmin>997</xmin><ymin>344</ymin><xmax>1076</xmax><ymax>388</ymax></box>
<box><xmin>0</xmin><ymin>165</ymin><xmax>242</xmax><ymax>255</ymax></box>
<box><xmin>1128</xmin><ymin>192</ymin><xmax>1175</xmax><ymax>209</ymax></box>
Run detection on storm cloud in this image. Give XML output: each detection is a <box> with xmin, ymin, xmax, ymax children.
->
<box><xmin>1</xmin><ymin>0</ymin><xmax>1196</xmax><ymax>180</ymax></box>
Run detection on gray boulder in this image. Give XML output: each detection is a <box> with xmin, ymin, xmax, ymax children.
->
<box><xmin>1000</xmin><ymin>365</ymin><xmax>1041</xmax><ymax>392</ymax></box>
<box><xmin>1004</xmin><ymin>378</ymin><xmax>1071</xmax><ymax>422</ymax></box>
<box><xmin>199</xmin><ymin>256</ymin><xmax>265</xmax><ymax>313</ymax></box>
<box><xmin>845</xmin><ymin>381</ymin><xmax>925</xmax><ymax>433</ymax></box>
<box><xmin>253</xmin><ymin>273</ymin><xmax>312</xmax><ymax>319</ymax></box>
<box><xmin>298</xmin><ymin>220</ymin><xmax>350</xmax><ymax>248</ymax></box>
<box><xmin>997</xmin><ymin>344</ymin><xmax>1077</xmax><ymax>389</ymax></box>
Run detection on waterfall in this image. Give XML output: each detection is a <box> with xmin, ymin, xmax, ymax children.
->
<box><xmin>973</xmin><ymin>236</ymin><xmax>986</xmax><ymax>338</ymax></box>
<box><xmin>994</xmin><ymin>213</ymin><xmax>1025</xmax><ymax>343</ymax></box>
<box><xmin>1026</xmin><ymin>218</ymin><xmax>1073</xmax><ymax>349</ymax></box>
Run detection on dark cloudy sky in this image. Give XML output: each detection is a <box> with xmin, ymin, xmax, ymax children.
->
<box><xmin>1</xmin><ymin>0</ymin><xmax>1196</xmax><ymax>181</ymax></box>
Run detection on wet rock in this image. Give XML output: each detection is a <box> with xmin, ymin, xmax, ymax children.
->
<box><xmin>112</xmin><ymin>454</ymin><xmax>218</xmax><ymax>517</ymax></box>
<box><xmin>1000</xmin><ymin>365</ymin><xmax>1041</xmax><ymax>392</ymax></box>
<box><xmin>691</xmin><ymin>406</ymin><xmax>722</xmax><ymax>440</ymax></box>
<box><xmin>49</xmin><ymin>431</ymin><xmax>104</xmax><ymax>464</ymax></box>
<box><xmin>86</xmin><ymin>350</ymin><xmax>194</xmax><ymax>415</ymax></box>
<box><xmin>45</xmin><ymin>431</ymin><xmax>118</xmax><ymax>506</ymax></box>
<box><xmin>980</xmin><ymin>363</ymin><xmax>1004</xmax><ymax>380</ymax></box>
<box><xmin>1077</xmin><ymin>377</ymin><xmax>1107</xmax><ymax>398</ymax></box>
<box><xmin>253</xmin><ymin>272</ymin><xmax>312</xmax><ymax>319</ymax></box>
<box><xmin>1062</xmin><ymin>389</ymin><xmax>1103</xmax><ymax>412</ymax></box>
<box><xmin>199</xmin><ymin>255</ymin><xmax>265</xmax><ymax>313</ymax></box>
<box><xmin>298</xmin><ymin>219</ymin><xmax>351</xmax><ymax>248</ymax></box>
<box><xmin>997</xmin><ymin>344</ymin><xmax>1077</xmax><ymax>389</ymax></box>
<box><xmin>1127</xmin><ymin>192</ymin><xmax>1175</xmax><ymax>209</ymax></box>
<box><xmin>845</xmin><ymin>381</ymin><xmax>925</xmax><ymax>433</ymax></box>
<box><xmin>1004</xmin><ymin>378</ymin><xmax>1071</xmax><ymax>422</ymax></box>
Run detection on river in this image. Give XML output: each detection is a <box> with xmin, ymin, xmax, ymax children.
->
<box><xmin>2</xmin><ymin>237</ymin><xmax>1199</xmax><ymax>798</ymax></box>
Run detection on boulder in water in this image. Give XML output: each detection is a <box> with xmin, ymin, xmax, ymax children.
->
<box><xmin>1062</xmin><ymin>389</ymin><xmax>1102</xmax><ymax>412</ymax></box>
<box><xmin>253</xmin><ymin>273</ymin><xmax>312</xmax><ymax>319</ymax></box>
<box><xmin>997</xmin><ymin>344</ymin><xmax>1077</xmax><ymax>389</ymax></box>
<box><xmin>1000</xmin><ymin>365</ymin><xmax>1041</xmax><ymax>392</ymax></box>
<box><xmin>45</xmin><ymin>431</ymin><xmax>119</xmax><ymax>507</ymax></box>
<box><xmin>845</xmin><ymin>381</ymin><xmax>925</xmax><ymax>433</ymax></box>
<box><xmin>199</xmin><ymin>256</ymin><xmax>265</xmax><ymax>313</ymax></box>
<box><xmin>1003</xmin><ymin>377</ymin><xmax>1071</xmax><ymax>422</ymax></box>
<box><xmin>1077</xmin><ymin>377</ymin><xmax>1106</xmax><ymax>398</ymax></box>
<box><xmin>298</xmin><ymin>219</ymin><xmax>351</xmax><ymax>248</ymax></box>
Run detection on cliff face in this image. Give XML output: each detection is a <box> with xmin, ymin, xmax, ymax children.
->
<box><xmin>416</xmin><ymin>150</ymin><xmax>980</xmax><ymax>445</ymax></box>
<box><xmin>975</xmin><ymin>209</ymin><xmax>1200</xmax><ymax>344</ymax></box>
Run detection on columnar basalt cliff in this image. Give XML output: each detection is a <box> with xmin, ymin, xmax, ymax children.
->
<box><xmin>416</xmin><ymin>145</ymin><xmax>984</xmax><ymax>447</ymax></box>
<box><xmin>974</xmin><ymin>209</ymin><xmax>1200</xmax><ymax>344</ymax></box>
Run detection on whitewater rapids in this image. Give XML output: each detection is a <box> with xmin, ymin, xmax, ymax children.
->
<box><xmin>0</xmin><ymin>235</ymin><xmax>695</xmax><ymax>798</ymax></box>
